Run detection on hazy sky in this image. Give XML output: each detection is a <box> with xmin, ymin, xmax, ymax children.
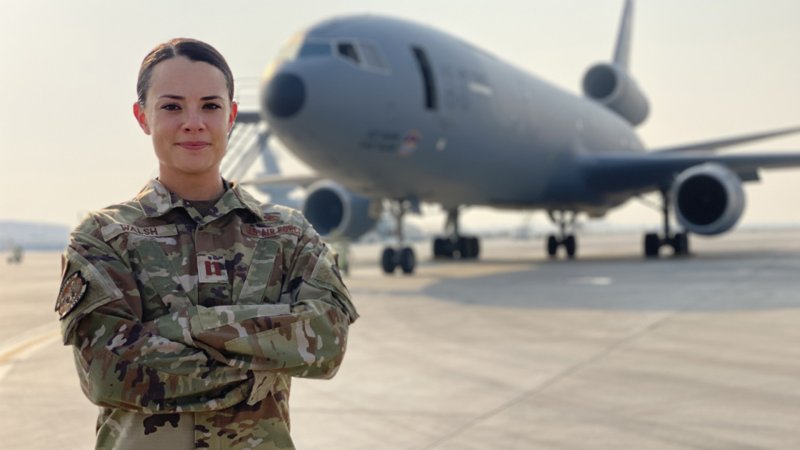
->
<box><xmin>2</xmin><ymin>0</ymin><xmax>799</xmax><ymax>232</ymax></box>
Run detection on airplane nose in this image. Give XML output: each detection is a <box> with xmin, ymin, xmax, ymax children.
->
<box><xmin>264</xmin><ymin>72</ymin><xmax>305</xmax><ymax>118</ymax></box>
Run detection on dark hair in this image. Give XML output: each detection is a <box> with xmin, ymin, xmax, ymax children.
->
<box><xmin>136</xmin><ymin>38</ymin><xmax>234</xmax><ymax>105</ymax></box>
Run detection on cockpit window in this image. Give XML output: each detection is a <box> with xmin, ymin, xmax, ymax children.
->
<box><xmin>332</xmin><ymin>39</ymin><xmax>390</xmax><ymax>73</ymax></box>
<box><xmin>337</xmin><ymin>42</ymin><xmax>360</xmax><ymax>64</ymax></box>
<box><xmin>276</xmin><ymin>31</ymin><xmax>305</xmax><ymax>62</ymax></box>
<box><xmin>299</xmin><ymin>41</ymin><xmax>332</xmax><ymax>58</ymax></box>
<box><xmin>358</xmin><ymin>42</ymin><xmax>386</xmax><ymax>70</ymax></box>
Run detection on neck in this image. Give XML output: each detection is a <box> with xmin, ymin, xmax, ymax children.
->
<box><xmin>157</xmin><ymin>168</ymin><xmax>225</xmax><ymax>201</ymax></box>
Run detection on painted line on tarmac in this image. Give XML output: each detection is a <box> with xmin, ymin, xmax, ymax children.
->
<box><xmin>0</xmin><ymin>330</ymin><xmax>60</xmax><ymax>382</ymax></box>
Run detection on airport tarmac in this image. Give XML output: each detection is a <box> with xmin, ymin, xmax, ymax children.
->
<box><xmin>1</xmin><ymin>229</ymin><xmax>799</xmax><ymax>449</ymax></box>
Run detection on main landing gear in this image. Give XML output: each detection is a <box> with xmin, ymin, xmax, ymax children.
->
<box><xmin>643</xmin><ymin>189</ymin><xmax>690</xmax><ymax>258</ymax></box>
<box><xmin>381</xmin><ymin>201</ymin><xmax>416</xmax><ymax>275</ymax></box>
<box><xmin>546</xmin><ymin>210</ymin><xmax>577</xmax><ymax>259</ymax></box>
<box><xmin>432</xmin><ymin>208</ymin><xmax>480</xmax><ymax>260</ymax></box>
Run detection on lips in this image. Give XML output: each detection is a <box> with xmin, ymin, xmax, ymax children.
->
<box><xmin>177</xmin><ymin>141</ymin><xmax>210</xmax><ymax>150</ymax></box>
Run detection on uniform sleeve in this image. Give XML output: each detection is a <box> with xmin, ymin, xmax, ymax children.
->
<box><xmin>58</xmin><ymin>219</ymin><xmax>254</xmax><ymax>414</ymax></box>
<box><xmin>189</xmin><ymin>218</ymin><xmax>358</xmax><ymax>379</ymax></box>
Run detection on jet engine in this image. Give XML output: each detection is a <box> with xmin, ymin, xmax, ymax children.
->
<box><xmin>582</xmin><ymin>63</ymin><xmax>649</xmax><ymax>126</ymax></box>
<box><xmin>302</xmin><ymin>180</ymin><xmax>381</xmax><ymax>240</ymax></box>
<box><xmin>671</xmin><ymin>163</ymin><xmax>746</xmax><ymax>236</ymax></box>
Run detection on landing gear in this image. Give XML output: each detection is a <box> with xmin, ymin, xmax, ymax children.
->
<box><xmin>546</xmin><ymin>211</ymin><xmax>578</xmax><ymax>259</ymax></box>
<box><xmin>381</xmin><ymin>201</ymin><xmax>416</xmax><ymax>275</ymax></box>
<box><xmin>432</xmin><ymin>208</ymin><xmax>480</xmax><ymax>259</ymax></box>
<box><xmin>643</xmin><ymin>189</ymin><xmax>691</xmax><ymax>258</ymax></box>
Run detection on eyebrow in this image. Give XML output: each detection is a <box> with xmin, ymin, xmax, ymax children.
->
<box><xmin>158</xmin><ymin>95</ymin><xmax>224</xmax><ymax>101</ymax></box>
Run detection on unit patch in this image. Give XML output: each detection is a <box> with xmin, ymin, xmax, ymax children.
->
<box><xmin>198</xmin><ymin>254</ymin><xmax>229</xmax><ymax>284</ymax></box>
<box><xmin>242</xmin><ymin>224</ymin><xmax>302</xmax><ymax>239</ymax></box>
<box><xmin>56</xmin><ymin>272</ymin><xmax>88</xmax><ymax>319</ymax></box>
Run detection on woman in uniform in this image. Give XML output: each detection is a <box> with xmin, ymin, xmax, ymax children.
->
<box><xmin>55</xmin><ymin>38</ymin><xmax>358</xmax><ymax>450</ymax></box>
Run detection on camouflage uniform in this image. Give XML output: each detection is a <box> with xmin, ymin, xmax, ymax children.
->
<box><xmin>55</xmin><ymin>179</ymin><xmax>358</xmax><ymax>450</ymax></box>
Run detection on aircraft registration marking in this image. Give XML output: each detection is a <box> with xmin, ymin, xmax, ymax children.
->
<box><xmin>359</xmin><ymin>129</ymin><xmax>401</xmax><ymax>152</ymax></box>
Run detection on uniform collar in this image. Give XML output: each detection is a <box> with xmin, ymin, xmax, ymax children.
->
<box><xmin>136</xmin><ymin>178</ymin><xmax>264</xmax><ymax>224</ymax></box>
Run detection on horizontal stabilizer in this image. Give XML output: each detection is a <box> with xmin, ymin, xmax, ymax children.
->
<box><xmin>652</xmin><ymin>125</ymin><xmax>800</xmax><ymax>153</ymax></box>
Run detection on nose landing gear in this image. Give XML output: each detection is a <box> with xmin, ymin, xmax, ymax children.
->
<box><xmin>381</xmin><ymin>200</ymin><xmax>416</xmax><ymax>275</ymax></box>
<box><xmin>546</xmin><ymin>210</ymin><xmax>578</xmax><ymax>259</ymax></box>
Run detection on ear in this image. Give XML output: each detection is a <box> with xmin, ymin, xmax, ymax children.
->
<box><xmin>133</xmin><ymin>102</ymin><xmax>151</xmax><ymax>135</ymax></box>
<box><xmin>228</xmin><ymin>101</ymin><xmax>239</xmax><ymax>133</ymax></box>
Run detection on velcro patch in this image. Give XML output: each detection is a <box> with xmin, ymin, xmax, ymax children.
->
<box><xmin>55</xmin><ymin>272</ymin><xmax>88</xmax><ymax>319</ymax></box>
<box><xmin>198</xmin><ymin>254</ymin><xmax>228</xmax><ymax>284</ymax></box>
<box><xmin>242</xmin><ymin>224</ymin><xmax>302</xmax><ymax>239</ymax></box>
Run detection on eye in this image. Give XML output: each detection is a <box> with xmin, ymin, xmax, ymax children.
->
<box><xmin>161</xmin><ymin>103</ymin><xmax>181</xmax><ymax>111</ymax></box>
<box><xmin>203</xmin><ymin>103</ymin><xmax>222</xmax><ymax>110</ymax></box>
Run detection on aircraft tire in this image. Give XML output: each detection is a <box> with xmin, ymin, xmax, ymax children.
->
<box><xmin>546</xmin><ymin>235</ymin><xmax>558</xmax><ymax>258</ymax></box>
<box><xmin>564</xmin><ymin>235</ymin><xmax>577</xmax><ymax>258</ymax></box>
<box><xmin>458</xmin><ymin>236</ymin><xmax>480</xmax><ymax>259</ymax></box>
<box><xmin>644</xmin><ymin>233</ymin><xmax>660</xmax><ymax>258</ymax></box>
<box><xmin>400</xmin><ymin>247</ymin><xmax>415</xmax><ymax>274</ymax></box>
<box><xmin>469</xmin><ymin>237</ymin><xmax>480</xmax><ymax>259</ymax></box>
<box><xmin>433</xmin><ymin>238</ymin><xmax>455</xmax><ymax>259</ymax></box>
<box><xmin>381</xmin><ymin>247</ymin><xmax>397</xmax><ymax>274</ymax></box>
<box><xmin>673</xmin><ymin>232</ymin><xmax>690</xmax><ymax>256</ymax></box>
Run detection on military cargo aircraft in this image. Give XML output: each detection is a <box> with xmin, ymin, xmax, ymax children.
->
<box><xmin>236</xmin><ymin>0</ymin><xmax>800</xmax><ymax>274</ymax></box>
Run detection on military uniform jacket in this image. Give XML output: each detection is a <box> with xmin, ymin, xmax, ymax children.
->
<box><xmin>56</xmin><ymin>179</ymin><xmax>358</xmax><ymax>450</ymax></box>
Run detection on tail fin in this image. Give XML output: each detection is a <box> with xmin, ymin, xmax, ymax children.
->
<box><xmin>613</xmin><ymin>0</ymin><xmax>634</xmax><ymax>70</ymax></box>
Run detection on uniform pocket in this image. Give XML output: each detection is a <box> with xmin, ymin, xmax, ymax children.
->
<box><xmin>235</xmin><ymin>238</ymin><xmax>282</xmax><ymax>304</ymax></box>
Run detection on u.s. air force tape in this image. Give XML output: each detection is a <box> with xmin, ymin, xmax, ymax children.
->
<box><xmin>55</xmin><ymin>271</ymin><xmax>88</xmax><ymax>320</ymax></box>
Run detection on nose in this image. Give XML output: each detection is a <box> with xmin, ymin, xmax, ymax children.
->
<box><xmin>183</xmin><ymin>110</ymin><xmax>206</xmax><ymax>132</ymax></box>
<box><xmin>263</xmin><ymin>72</ymin><xmax>305</xmax><ymax>118</ymax></box>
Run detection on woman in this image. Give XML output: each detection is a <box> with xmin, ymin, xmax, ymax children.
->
<box><xmin>55</xmin><ymin>38</ymin><xmax>358</xmax><ymax>450</ymax></box>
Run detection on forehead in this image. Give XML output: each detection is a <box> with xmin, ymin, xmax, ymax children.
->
<box><xmin>148</xmin><ymin>56</ymin><xmax>228</xmax><ymax>97</ymax></box>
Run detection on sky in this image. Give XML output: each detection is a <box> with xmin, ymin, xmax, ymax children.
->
<box><xmin>2</xmin><ymin>0</ymin><xmax>799</xmax><ymax>233</ymax></box>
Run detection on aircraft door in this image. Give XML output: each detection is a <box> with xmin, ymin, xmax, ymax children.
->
<box><xmin>411</xmin><ymin>46</ymin><xmax>438</xmax><ymax>111</ymax></box>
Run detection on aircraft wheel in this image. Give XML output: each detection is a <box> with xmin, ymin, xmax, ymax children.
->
<box><xmin>433</xmin><ymin>238</ymin><xmax>455</xmax><ymax>259</ymax></box>
<box><xmin>546</xmin><ymin>235</ymin><xmax>558</xmax><ymax>258</ymax></box>
<box><xmin>400</xmin><ymin>247</ymin><xmax>416</xmax><ymax>274</ymax></box>
<box><xmin>644</xmin><ymin>233</ymin><xmax>660</xmax><ymax>258</ymax></box>
<box><xmin>469</xmin><ymin>237</ymin><xmax>480</xmax><ymax>259</ymax></box>
<box><xmin>673</xmin><ymin>232</ymin><xmax>690</xmax><ymax>256</ymax></box>
<box><xmin>564</xmin><ymin>235</ymin><xmax>577</xmax><ymax>259</ymax></box>
<box><xmin>381</xmin><ymin>247</ymin><xmax>397</xmax><ymax>274</ymax></box>
<box><xmin>458</xmin><ymin>236</ymin><xmax>480</xmax><ymax>259</ymax></box>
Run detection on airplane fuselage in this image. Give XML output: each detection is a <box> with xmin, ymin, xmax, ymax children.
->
<box><xmin>263</xmin><ymin>15</ymin><xmax>645</xmax><ymax>215</ymax></box>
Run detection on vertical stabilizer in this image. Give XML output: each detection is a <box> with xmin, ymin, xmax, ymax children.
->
<box><xmin>612</xmin><ymin>0</ymin><xmax>634</xmax><ymax>70</ymax></box>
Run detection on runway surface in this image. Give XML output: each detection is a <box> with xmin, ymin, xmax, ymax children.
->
<box><xmin>2</xmin><ymin>229</ymin><xmax>799</xmax><ymax>449</ymax></box>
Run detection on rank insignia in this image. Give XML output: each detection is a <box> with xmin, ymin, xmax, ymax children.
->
<box><xmin>56</xmin><ymin>272</ymin><xmax>88</xmax><ymax>319</ymax></box>
<box><xmin>198</xmin><ymin>254</ymin><xmax>229</xmax><ymax>284</ymax></box>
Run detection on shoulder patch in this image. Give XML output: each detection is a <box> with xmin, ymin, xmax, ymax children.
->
<box><xmin>55</xmin><ymin>272</ymin><xmax>89</xmax><ymax>320</ymax></box>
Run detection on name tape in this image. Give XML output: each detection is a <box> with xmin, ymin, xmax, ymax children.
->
<box><xmin>101</xmin><ymin>223</ymin><xmax>179</xmax><ymax>241</ymax></box>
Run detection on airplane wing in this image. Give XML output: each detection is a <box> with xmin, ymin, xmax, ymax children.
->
<box><xmin>651</xmin><ymin>125</ymin><xmax>800</xmax><ymax>153</ymax></box>
<box><xmin>238</xmin><ymin>173</ymin><xmax>320</xmax><ymax>188</ymax></box>
<box><xmin>580</xmin><ymin>151</ymin><xmax>800</xmax><ymax>193</ymax></box>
